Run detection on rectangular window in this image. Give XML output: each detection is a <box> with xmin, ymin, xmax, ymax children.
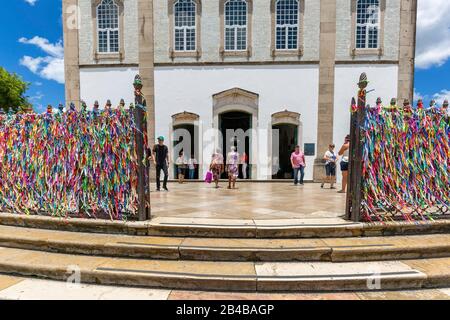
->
<box><xmin>275</xmin><ymin>0</ymin><xmax>299</xmax><ymax>50</ymax></box>
<box><xmin>174</xmin><ymin>0</ymin><xmax>197</xmax><ymax>52</ymax></box>
<box><xmin>97</xmin><ymin>0</ymin><xmax>120</xmax><ymax>53</ymax></box>
<box><xmin>224</xmin><ymin>0</ymin><xmax>248</xmax><ymax>51</ymax></box>
<box><xmin>356</xmin><ymin>0</ymin><xmax>380</xmax><ymax>49</ymax></box>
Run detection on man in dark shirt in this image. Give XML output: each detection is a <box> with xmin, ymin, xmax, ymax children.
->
<box><xmin>152</xmin><ymin>136</ymin><xmax>169</xmax><ymax>191</ymax></box>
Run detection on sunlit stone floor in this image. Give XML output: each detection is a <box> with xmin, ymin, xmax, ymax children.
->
<box><xmin>150</xmin><ymin>182</ymin><xmax>347</xmax><ymax>220</ymax></box>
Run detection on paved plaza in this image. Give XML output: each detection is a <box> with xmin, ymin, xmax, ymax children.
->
<box><xmin>150</xmin><ymin>182</ymin><xmax>347</xmax><ymax>220</ymax></box>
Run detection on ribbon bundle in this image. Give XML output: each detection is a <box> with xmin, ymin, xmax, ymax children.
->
<box><xmin>360</xmin><ymin>107</ymin><xmax>449</xmax><ymax>222</ymax></box>
<box><xmin>0</xmin><ymin>108</ymin><xmax>141</xmax><ymax>220</ymax></box>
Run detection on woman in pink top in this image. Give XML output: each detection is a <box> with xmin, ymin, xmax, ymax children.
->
<box><xmin>290</xmin><ymin>145</ymin><xmax>306</xmax><ymax>185</ymax></box>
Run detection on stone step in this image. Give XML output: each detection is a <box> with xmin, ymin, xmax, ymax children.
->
<box><xmin>0</xmin><ymin>225</ymin><xmax>449</xmax><ymax>262</ymax></box>
<box><xmin>0</xmin><ymin>246</ymin><xmax>448</xmax><ymax>292</ymax></box>
<box><xmin>1</xmin><ymin>213</ymin><xmax>449</xmax><ymax>238</ymax></box>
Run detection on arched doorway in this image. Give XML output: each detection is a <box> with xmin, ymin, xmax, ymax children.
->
<box><xmin>219</xmin><ymin>111</ymin><xmax>252</xmax><ymax>179</ymax></box>
<box><xmin>171</xmin><ymin>112</ymin><xmax>200</xmax><ymax>180</ymax></box>
<box><xmin>271</xmin><ymin>110</ymin><xmax>302</xmax><ymax>179</ymax></box>
<box><xmin>213</xmin><ymin>88</ymin><xmax>259</xmax><ymax>180</ymax></box>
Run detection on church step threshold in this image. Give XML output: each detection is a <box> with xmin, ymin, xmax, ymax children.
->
<box><xmin>0</xmin><ymin>225</ymin><xmax>448</xmax><ymax>262</ymax></box>
<box><xmin>1</xmin><ymin>213</ymin><xmax>449</xmax><ymax>239</ymax></box>
<box><xmin>0</xmin><ymin>246</ymin><xmax>448</xmax><ymax>292</ymax></box>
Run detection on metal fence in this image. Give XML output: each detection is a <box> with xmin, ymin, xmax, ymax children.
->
<box><xmin>0</xmin><ymin>76</ymin><xmax>151</xmax><ymax>221</ymax></box>
<box><xmin>347</xmin><ymin>73</ymin><xmax>449</xmax><ymax>222</ymax></box>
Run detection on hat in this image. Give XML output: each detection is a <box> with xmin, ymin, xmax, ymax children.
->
<box><xmin>106</xmin><ymin>99</ymin><xmax>112</xmax><ymax>106</ymax></box>
<box><xmin>443</xmin><ymin>99</ymin><xmax>448</xmax><ymax>108</ymax></box>
<box><xmin>94</xmin><ymin>100</ymin><xmax>99</xmax><ymax>107</ymax></box>
<box><xmin>157</xmin><ymin>136</ymin><xmax>165</xmax><ymax>141</ymax></box>
<box><xmin>120</xmin><ymin>99</ymin><xmax>125</xmax><ymax>106</ymax></box>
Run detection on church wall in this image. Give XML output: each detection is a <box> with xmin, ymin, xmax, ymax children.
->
<box><xmin>332</xmin><ymin>63</ymin><xmax>398</xmax><ymax>182</ymax></box>
<box><xmin>153</xmin><ymin>0</ymin><xmax>321</xmax><ymax>64</ymax></box>
<box><xmin>79</xmin><ymin>66</ymin><xmax>139</xmax><ymax>107</ymax></box>
<box><xmin>153</xmin><ymin>64</ymin><xmax>320</xmax><ymax>180</ymax></box>
<box><xmin>78</xmin><ymin>0</ymin><xmax>139</xmax><ymax>66</ymax></box>
<box><xmin>335</xmin><ymin>0</ymin><xmax>401</xmax><ymax>62</ymax></box>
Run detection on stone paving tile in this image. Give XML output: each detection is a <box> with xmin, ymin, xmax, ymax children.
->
<box><xmin>0</xmin><ymin>247</ymin><xmax>109</xmax><ymax>271</ymax></box>
<box><xmin>0</xmin><ymin>275</ymin><xmax>24</xmax><ymax>291</ymax></box>
<box><xmin>150</xmin><ymin>183</ymin><xmax>347</xmax><ymax>220</ymax></box>
<box><xmin>254</xmin><ymin>261</ymin><xmax>424</xmax><ymax>279</ymax></box>
<box><xmin>403</xmin><ymin>257</ymin><xmax>450</xmax><ymax>277</ymax></box>
<box><xmin>168</xmin><ymin>290</ymin><xmax>360</xmax><ymax>300</ymax></box>
<box><xmin>179</xmin><ymin>238</ymin><xmax>328</xmax><ymax>249</ymax></box>
<box><xmin>151</xmin><ymin>217</ymin><xmax>256</xmax><ymax>227</ymax></box>
<box><xmin>98</xmin><ymin>258</ymin><xmax>256</xmax><ymax>277</ymax></box>
<box><xmin>356</xmin><ymin>289</ymin><xmax>450</xmax><ymax>300</ymax></box>
<box><xmin>0</xmin><ymin>278</ymin><xmax>171</xmax><ymax>300</ymax></box>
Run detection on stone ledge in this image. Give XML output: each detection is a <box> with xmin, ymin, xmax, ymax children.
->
<box><xmin>1</xmin><ymin>213</ymin><xmax>449</xmax><ymax>239</ymax></box>
<box><xmin>0</xmin><ymin>247</ymin><xmax>448</xmax><ymax>292</ymax></box>
<box><xmin>0</xmin><ymin>225</ymin><xmax>448</xmax><ymax>263</ymax></box>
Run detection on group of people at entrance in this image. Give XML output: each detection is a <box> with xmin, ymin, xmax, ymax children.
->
<box><xmin>150</xmin><ymin>136</ymin><xmax>248</xmax><ymax>191</ymax></box>
<box><xmin>150</xmin><ymin>135</ymin><xmax>350</xmax><ymax>193</ymax></box>
<box><xmin>209</xmin><ymin>147</ymin><xmax>248</xmax><ymax>190</ymax></box>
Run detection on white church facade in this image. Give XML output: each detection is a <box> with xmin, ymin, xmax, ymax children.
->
<box><xmin>63</xmin><ymin>0</ymin><xmax>417</xmax><ymax>181</ymax></box>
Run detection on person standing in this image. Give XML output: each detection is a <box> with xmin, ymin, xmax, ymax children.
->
<box><xmin>152</xmin><ymin>136</ymin><xmax>169</xmax><ymax>191</ymax></box>
<box><xmin>175</xmin><ymin>150</ymin><xmax>187</xmax><ymax>184</ymax></box>
<box><xmin>338</xmin><ymin>135</ymin><xmax>350</xmax><ymax>193</ymax></box>
<box><xmin>210</xmin><ymin>150</ymin><xmax>224</xmax><ymax>189</ymax></box>
<box><xmin>226</xmin><ymin>146</ymin><xmax>240</xmax><ymax>189</ymax></box>
<box><xmin>240</xmin><ymin>152</ymin><xmax>248</xmax><ymax>179</ymax></box>
<box><xmin>290</xmin><ymin>145</ymin><xmax>306</xmax><ymax>185</ymax></box>
<box><xmin>321</xmin><ymin>144</ymin><xmax>337</xmax><ymax>189</ymax></box>
<box><xmin>188</xmin><ymin>155</ymin><xmax>198</xmax><ymax>180</ymax></box>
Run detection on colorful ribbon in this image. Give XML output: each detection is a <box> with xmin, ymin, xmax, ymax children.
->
<box><xmin>0</xmin><ymin>107</ymin><xmax>144</xmax><ymax>221</ymax></box>
<box><xmin>360</xmin><ymin>106</ymin><xmax>449</xmax><ymax>222</ymax></box>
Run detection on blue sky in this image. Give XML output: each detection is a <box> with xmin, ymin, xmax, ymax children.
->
<box><xmin>0</xmin><ymin>0</ymin><xmax>449</xmax><ymax>113</ymax></box>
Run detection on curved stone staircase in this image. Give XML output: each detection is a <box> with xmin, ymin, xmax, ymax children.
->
<box><xmin>0</xmin><ymin>213</ymin><xmax>449</xmax><ymax>292</ymax></box>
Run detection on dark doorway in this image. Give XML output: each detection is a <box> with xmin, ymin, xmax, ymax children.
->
<box><xmin>272</xmin><ymin>124</ymin><xmax>298</xmax><ymax>179</ymax></box>
<box><xmin>173</xmin><ymin>124</ymin><xmax>199</xmax><ymax>179</ymax></box>
<box><xmin>219</xmin><ymin>111</ymin><xmax>252</xmax><ymax>179</ymax></box>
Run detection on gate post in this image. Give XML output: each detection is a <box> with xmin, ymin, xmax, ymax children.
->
<box><xmin>133</xmin><ymin>75</ymin><xmax>151</xmax><ymax>221</ymax></box>
<box><xmin>345</xmin><ymin>73</ymin><xmax>367</xmax><ymax>222</ymax></box>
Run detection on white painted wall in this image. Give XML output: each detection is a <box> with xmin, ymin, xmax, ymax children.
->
<box><xmin>79</xmin><ymin>67</ymin><xmax>139</xmax><ymax>108</ymax></box>
<box><xmin>154</xmin><ymin>65</ymin><xmax>320</xmax><ymax>180</ymax></box>
<box><xmin>333</xmin><ymin>64</ymin><xmax>399</xmax><ymax>182</ymax></box>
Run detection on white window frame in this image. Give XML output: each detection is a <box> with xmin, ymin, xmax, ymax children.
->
<box><xmin>355</xmin><ymin>0</ymin><xmax>380</xmax><ymax>49</ymax></box>
<box><xmin>174</xmin><ymin>0</ymin><xmax>197</xmax><ymax>52</ymax></box>
<box><xmin>224</xmin><ymin>0</ymin><xmax>248</xmax><ymax>52</ymax></box>
<box><xmin>96</xmin><ymin>0</ymin><xmax>120</xmax><ymax>54</ymax></box>
<box><xmin>275</xmin><ymin>0</ymin><xmax>299</xmax><ymax>51</ymax></box>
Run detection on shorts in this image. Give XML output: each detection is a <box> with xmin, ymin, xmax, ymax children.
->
<box><xmin>340</xmin><ymin>161</ymin><xmax>349</xmax><ymax>172</ymax></box>
<box><xmin>325</xmin><ymin>163</ymin><xmax>336</xmax><ymax>177</ymax></box>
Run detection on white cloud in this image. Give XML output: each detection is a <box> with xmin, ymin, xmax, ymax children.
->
<box><xmin>432</xmin><ymin>89</ymin><xmax>449</xmax><ymax>105</ymax></box>
<box><xmin>416</xmin><ymin>0</ymin><xmax>450</xmax><ymax>69</ymax></box>
<box><xmin>18</xmin><ymin>36</ymin><xmax>64</xmax><ymax>84</ymax></box>
<box><xmin>24</xmin><ymin>0</ymin><xmax>37</xmax><ymax>5</ymax></box>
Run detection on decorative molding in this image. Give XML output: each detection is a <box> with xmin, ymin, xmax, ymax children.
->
<box><xmin>270</xmin><ymin>0</ymin><xmax>305</xmax><ymax>58</ymax></box>
<box><xmin>91</xmin><ymin>0</ymin><xmax>125</xmax><ymax>63</ymax></box>
<box><xmin>168</xmin><ymin>0</ymin><xmax>202</xmax><ymax>60</ymax></box>
<box><xmin>271</xmin><ymin>110</ymin><xmax>301</xmax><ymax>126</ymax></box>
<box><xmin>350</xmin><ymin>0</ymin><xmax>386</xmax><ymax>59</ymax></box>
<box><xmin>154</xmin><ymin>60</ymin><xmax>320</xmax><ymax>67</ymax></box>
<box><xmin>213</xmin><ymin>87</ymin><xmax>259</xmax><ymax>114</ymax></box>
<box><xmin>172</xmin><ymin>111</ymin><xmax>200</xmax><ymax>126</ymax></box>
<box><xmin>219</xmin><ymin>0</ymin><xmax>253</xmax><ymax>59</ymax></box>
